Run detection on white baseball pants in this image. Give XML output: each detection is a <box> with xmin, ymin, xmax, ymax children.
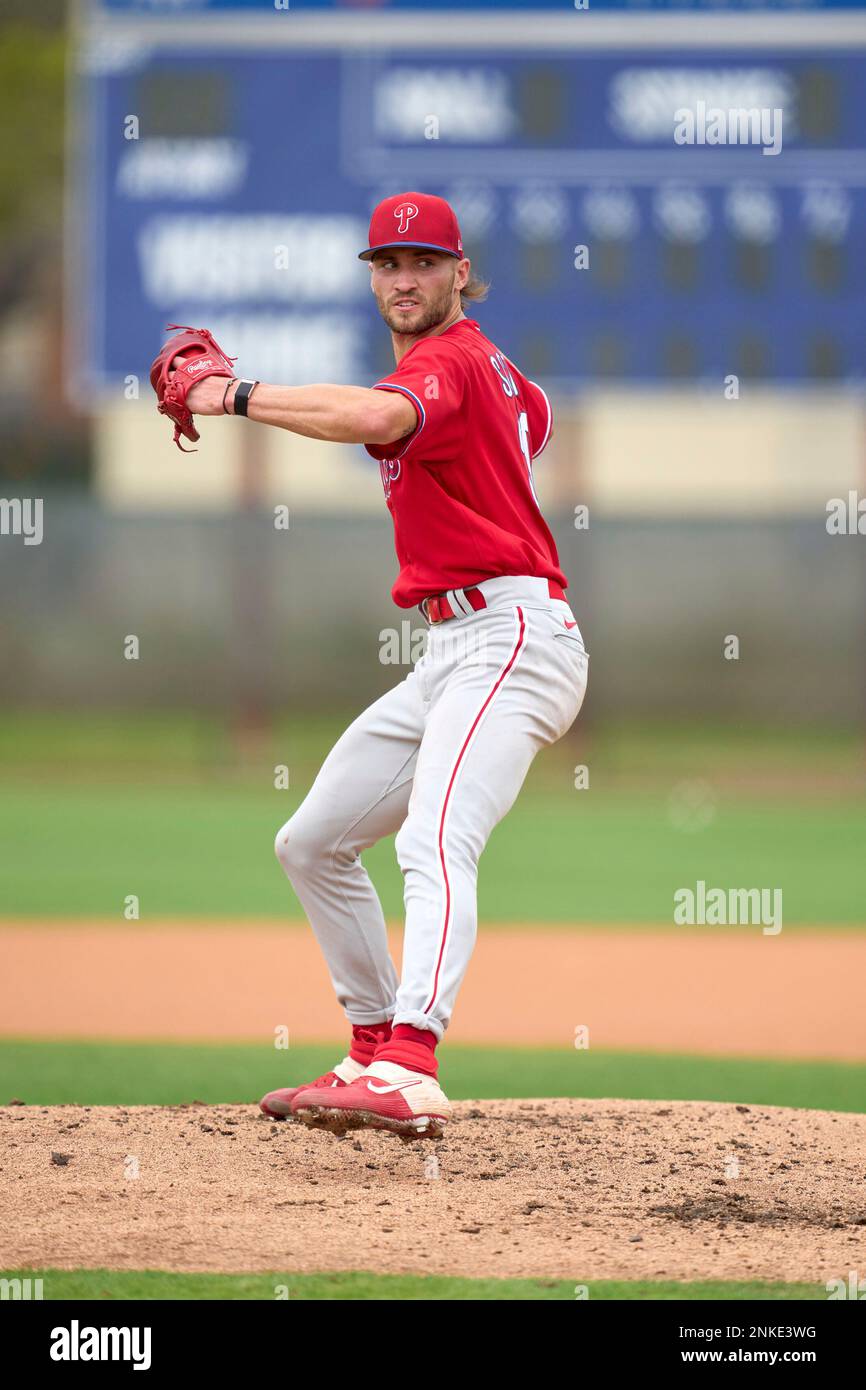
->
<box><xmin>274</xmin><ymin>575</ymin><xmax>589</xmax><ymax>1041</ymax></box>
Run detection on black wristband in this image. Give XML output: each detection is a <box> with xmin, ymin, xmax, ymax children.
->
<box><xmin>222</xmin><ymin>379</ymin><xmax>236</xmax><ymax>414</ymax></box>
<box><xmin>232</xmin><ymin>380</ymin><xmax>259</xmax><ymax>417</ymax></box>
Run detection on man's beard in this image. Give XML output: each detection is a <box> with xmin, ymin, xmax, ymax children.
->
<box><xmin>377</xmin><ymin>279</ymin><xmax>455</xmax><ymax>335</ymax></box>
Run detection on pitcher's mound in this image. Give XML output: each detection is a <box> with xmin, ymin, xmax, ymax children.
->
<box><xmin>2</xmin><ymin>1098</ymin><xmax>863</xmax><ymax>1284</ymax></box>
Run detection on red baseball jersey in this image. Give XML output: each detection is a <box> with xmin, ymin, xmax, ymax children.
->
<box><xmin>364</xmin><ymin>317</ymin><xmax>567</xmax><ymax>608</ymax></box>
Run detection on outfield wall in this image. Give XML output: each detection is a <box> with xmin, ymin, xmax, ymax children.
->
<box><xmin>2</xmin><ymin>497</ymin><xmax>863</xmax><ymax>720</ymax></box>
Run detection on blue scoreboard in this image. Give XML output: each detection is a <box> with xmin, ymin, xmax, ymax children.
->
<box><xmin>74</xmin><ymin>26</ymin><xmax>866</xmax><ymax>390</ymax></box>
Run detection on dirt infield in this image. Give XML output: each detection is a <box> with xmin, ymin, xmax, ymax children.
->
<box><xmin>2</xmin><ymin>1100</ymin><xmax>864</xmax><ymax>1283</ymax></box>
<box><xmin>3</xmin><ymin>921</ymin><xmax>866</xmax><ymax>1058</ymax></box>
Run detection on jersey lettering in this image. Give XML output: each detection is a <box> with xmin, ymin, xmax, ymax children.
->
<box><xmin>489</xmin><ymin>352</ymin><xmax>518</xmax><ymax>398</ymax></box>
<box><xmin>380</xmin><ymin>457</ymin><xmax>401</xmax><ymax>499</ymax></box>
<box><xmin>517</xmin><ymin>410</ymin><xmax>540</xmax><ymax>507</ymax></box>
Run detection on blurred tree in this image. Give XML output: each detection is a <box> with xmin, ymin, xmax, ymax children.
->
<box><xmin>0</xmin><ymin>7</ymin><xmax>90</xmax><ymax>481</ymax></box>
<box><xmin>0</xmin><ymin>21</ymin><xmax>65</xmax><ymax>246</ymax></box>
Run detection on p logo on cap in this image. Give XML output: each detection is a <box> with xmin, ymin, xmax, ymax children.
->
<box><xmin>394</xmin><ymin>202</ymin><xmax>419</xmax><ymax>235</ymax></box>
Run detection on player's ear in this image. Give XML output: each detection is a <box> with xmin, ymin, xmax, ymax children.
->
<box><xmin>456</xmin><ymin>258</ymin><xmax>470</xmax><ymax>291</ymax></box>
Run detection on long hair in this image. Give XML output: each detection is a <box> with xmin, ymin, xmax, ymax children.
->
<box><xmin>461</xmin><ymin>270</ymin><xmax>490</xmax><ymax>305</ymax></box>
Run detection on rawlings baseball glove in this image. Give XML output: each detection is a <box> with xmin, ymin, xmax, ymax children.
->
<box><xmin>150</xmin><ymin>324</ymin><xmax>237</xmax><ymax>451</ymax></box>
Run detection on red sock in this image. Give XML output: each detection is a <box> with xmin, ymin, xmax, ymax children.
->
<box><xmin>373</xmin><ymin>1023</ymin><xmax>438</xmax><ymax>1077</ymax></box>
<box><xmin>349</xmin><ymin>1020</ymin><xmax>392</xmax><ymax>1066</ymax></box>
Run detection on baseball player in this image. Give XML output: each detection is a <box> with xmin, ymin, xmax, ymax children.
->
<box><xmin>152</xmin><ymin>192</ymin><xmax>588</xmax><ymax>1141</ymax></box>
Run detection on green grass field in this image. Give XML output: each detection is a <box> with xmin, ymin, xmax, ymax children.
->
<box><xmin>1</xmin><ymin>714</ymin><xmax>864</xmax><ymax>923</ymax></box>
<box><xmin>3</xmin><ymin>782</ymin><xmax>866</xmax><ymax>922</ymax></box>
<box><xmin>3</xmin><ymin>1039</ymin><xmax>863</xmax><ymax>1112</ymax></box>
<box><xmin>0</xmin><ymin>1269</ymin><xmax>828</xmax><ymax>1301</ymax></box>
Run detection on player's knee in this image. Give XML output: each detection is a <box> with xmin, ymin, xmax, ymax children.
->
<box><xmin>395</xmin><ymin>813</ymin><xmax>440</xmax><ymax>872</ymax></box>
<box><xmin>274</xmin><ymin>814</ymin><xmax>328</xmax><ymax>879</ymax></box>
<box><xmin>396</xmin><ymin>813</ymin><xmax>480</xmax><ymax>875</ymax></box>
<box><xmin>393</xmin><ymin>816</ymin><xmax>419</xmax><ymax>871</ymax></box>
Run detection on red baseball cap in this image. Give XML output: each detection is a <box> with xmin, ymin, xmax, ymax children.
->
<box><xmin>359</xmin><ymin>191</ymin><xmax>464</xmax><ymax>261</ymax></box>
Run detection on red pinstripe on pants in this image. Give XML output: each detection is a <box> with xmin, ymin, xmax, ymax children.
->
<box><xmin>422</xmin><ymin>605</ymin><xmax>527</xmax><ymax>1014</ymax></box>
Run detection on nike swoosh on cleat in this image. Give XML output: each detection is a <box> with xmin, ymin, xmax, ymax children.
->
<box><xmin>365</xmin><ymin>1078</ymin><xmax>425</xmax><ymax>1094</ymax></box>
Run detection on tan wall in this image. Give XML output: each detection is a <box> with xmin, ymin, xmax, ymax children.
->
<box><xmin>95</xmin><ymin>401</ymin><xmax>382</xmax><ymax>513</ymax></box>
<box><xmin>575</xmin><ymin>389</ymin><xmax>865</xmax><ymax>517</ymax></box>
<box><xmin>96</xmin><ymin>389</ymin><xmax>865</xmax><ymax>517</ymax></box>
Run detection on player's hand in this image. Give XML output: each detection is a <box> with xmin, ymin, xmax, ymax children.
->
<box><xmin>170</xmin><ymin>355</ymin><xmax>236</xmax><ymax>415</ymax></box>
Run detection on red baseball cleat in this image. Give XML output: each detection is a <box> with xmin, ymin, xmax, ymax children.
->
<box><xmin>259</xmin><ymin>1055</ymin><xmax>366</xmax><ymax>1120</ymax></box>
<box><xmin>291</xmin><ymin>1060</ymin><xmax>451</xmax><ymax>1141</ymax></box>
